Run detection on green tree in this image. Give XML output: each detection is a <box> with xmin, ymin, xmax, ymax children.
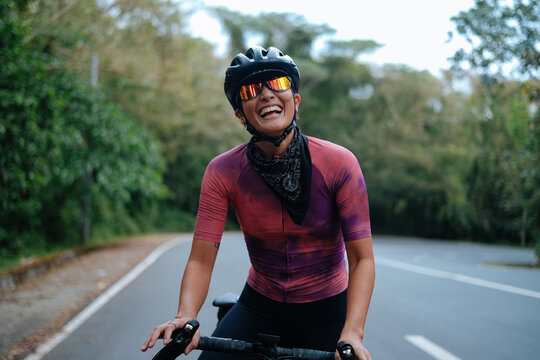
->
<box><xmin>352</xmin><ymin>66</ymin><xmax>474</xmax><ymax>238</ymax></box>
<box><xmin>19</xmin><ymin>0</ymin><xmax>248</xmax><ymax>225</ymax></box>
<box><xmin>450</xmin><ymin>0</ymin><xmax>540</xmax><ymax>253</ymax></box>
<box><xmin>90</xmin><ymin>1</ymin><xmax>247</xmax><ymax>216</ymax></box>
<box><xmin>210</xmin><ymin>7</ymin><xmax>335</xmax><ymax>58</ymax></box>
<box><xmin>1</xmin><ymin>0</ymin><xmax>165</xmax><ymax>259</ymax></box>
<box><xmin>450</xmin><ymin>0</ymin><xmax>539</xmax><ymax>81</ymax></box>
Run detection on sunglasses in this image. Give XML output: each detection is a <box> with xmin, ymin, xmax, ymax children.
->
<box><xmin>239</xmin><ymin>76</ymin><xmax>292</xmax><ymax>101</ymax></box>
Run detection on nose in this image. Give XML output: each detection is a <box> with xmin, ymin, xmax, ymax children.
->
<box><xmin>259</xmin><ymin>84</ymin><xmax>275</xmax><ymax>99</ymax></box>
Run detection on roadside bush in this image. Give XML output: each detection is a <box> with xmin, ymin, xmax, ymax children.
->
<box><xmin>1</xmin><ymin>1</ymin><xmax>166</xmax><ymax>261</ymax></box>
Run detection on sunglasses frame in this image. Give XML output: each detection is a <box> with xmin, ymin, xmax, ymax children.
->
<box><xmin>239</xmin><ymin>76</ymin><xmax>292</xmax><ymax>101</ymax></box>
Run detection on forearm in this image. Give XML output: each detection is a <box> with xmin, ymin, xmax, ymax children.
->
<box><xmin>141</xmin><ymin>239</ymin><xmax>218</xmax><ymax>353</ymax></box>
<box><xmin>341</xmin><ymin>255</ymin><xmax>375</xmax><ymax>340</ymax></box>
<box><xmin>175</xmin><ymin>239</ymin><xmax>219</xmax><ymax>319</ymax></box>
<box><xmin>176</xmin><ymin>260</ymin><xmax>212</xmax><ymax>318</ymax></box>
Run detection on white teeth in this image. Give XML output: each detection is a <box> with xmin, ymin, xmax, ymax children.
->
<box><xmin>259</xmin><ymin>105</ymin><xmax>281</xmax><ymax>116</ymax></box>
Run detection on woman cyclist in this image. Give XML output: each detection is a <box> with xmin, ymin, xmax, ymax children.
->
<box><xmin>141</xmin><ymin>46</ymin><xmax>375</xmax><ymax>360</ymax></box>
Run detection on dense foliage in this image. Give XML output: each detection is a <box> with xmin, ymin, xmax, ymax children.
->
<box><xmin>1</xmin><ymin>0</ymin><xmax>538</xmax><ymax>264</ymax></box>
<box><xmin>449</xmin><ymin>0</ymin><xmax>539</xmax><ymax>248</ymax></box>
<box><xmin>1</xmin><ymin>0</ymin><xmax>165</xmax><ymax>258</ymax></box>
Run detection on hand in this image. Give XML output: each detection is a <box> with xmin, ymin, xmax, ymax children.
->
<box><xmin>335</xmin><ymin>334</ymin><xmax>372</xmax><ymax>360</ymax></box>
<box><xmin>140</xmin><ymin>317</ymin><xmax>201</xmax><ymax>354</ymax></box>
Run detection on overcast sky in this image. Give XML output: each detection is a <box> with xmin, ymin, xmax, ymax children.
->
<box><xmin>186</xmin><ymin>0</ymin><xmax>477</xmax><ymax>77</ymax></box>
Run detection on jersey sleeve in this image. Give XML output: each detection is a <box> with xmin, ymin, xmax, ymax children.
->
<box><xmin>193</xmin><ymin>157</ymin><xmax>230</xmax><ymax>243</ymax></box>
<box><xmin>334</xmin><ymin>148</ymin><xmax>372</xmax><ymax>242</ymax></box>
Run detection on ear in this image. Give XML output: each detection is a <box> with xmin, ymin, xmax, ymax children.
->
<box><xmin>294</xmin><ymin>93</ymin><xmax>301</xmax><ymax>110</ymax></box>
<box><xmin>234</xmin><ymin>109</ymin><xmax>246</xmax><ymax>124</ymax></box>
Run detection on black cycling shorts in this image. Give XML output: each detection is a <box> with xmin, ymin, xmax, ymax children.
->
<box><xmin>198</xmin><ymin>283</ymin><xmax>347</xmax><ymax>360</ymax></box>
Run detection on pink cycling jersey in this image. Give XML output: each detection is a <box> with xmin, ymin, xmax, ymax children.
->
<box><xmin>194</xmin><ymin>136</ymin><xmax>371</xmax><ymax>303</ymax></box>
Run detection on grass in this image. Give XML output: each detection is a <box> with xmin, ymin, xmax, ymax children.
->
<box><xmin>0</xmin><ymin>210</ymin><xmax>199</xmax><ymax>274</ymax></box>
<box><xmin>484</xmin><ymin>260</ymin><xmax>540</xmax><ymax>269</ymax></box>
<box><xmin>0</xmin><ymin>233</ymin><xmax>149</xmax><ymax>275</ymax></box>
<box><xmin>0</xmin><ymin>242</ymin><xmax>104</xmax><ymax>275</ymax></box>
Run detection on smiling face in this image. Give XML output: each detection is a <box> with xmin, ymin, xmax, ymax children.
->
<box><xmin>235</xmin><ymin>84</ymin><xmax>301</xmax><ymax>139</ymax></box>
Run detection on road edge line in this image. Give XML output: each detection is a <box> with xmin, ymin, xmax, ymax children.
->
<box><xmin>376</xmin><ymin>257</ymin><xmax>540</xmax><ymax>299</ymax></box>
<box><xmin>23</xmin><ymin>235</ymin><xmax>191</xmax><ymax>360</ymax></box>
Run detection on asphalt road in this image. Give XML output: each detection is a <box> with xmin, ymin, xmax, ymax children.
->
<box><xmin>37</xmin><ymin>233</ymin><xmax>539</xmax><ymax>360</ymax></box>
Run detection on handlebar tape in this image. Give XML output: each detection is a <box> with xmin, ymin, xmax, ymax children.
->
<box><xmin>197</xmin><ymin>336</ymin><xmax>254</xmax><ymax>354</ymax></box>
<box><xmin>290</xmin><ymin>348</ymin><xmax>336</xmax><ymax>359</ymax></box>
<box><xmin>197</xmin><ymin>336</ymin><xmax>334</xmax><ymax>359</ymax></box>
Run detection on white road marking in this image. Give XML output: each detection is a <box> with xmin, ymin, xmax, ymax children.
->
<box><xmin>405</xmin><ymin>335</ymin><xmax>462</xmax><ymax>360</ymax></box>
<box><xmin>376</xmin><ymin>257</ymin><xmax>540</xmax><ymax>299</ymax></box>
<box><xmin>24</xmin><ymin>235</ymin><xmax>191</xmax><ymax>360</ymax></box>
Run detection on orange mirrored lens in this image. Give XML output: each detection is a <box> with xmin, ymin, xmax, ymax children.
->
<box><xmin>266</xmin><ymin>76</ymin><xmax>291</xmax><ymax>91</ymax></box>
<box><xmin>239</xmin><ymin>83</ymin><xmax>262</xmax><ymax>100</ymax></box>
<box><xmin>239</xmin><ymin>76</ymin><xmax>291</xmax><ymax>100</ymax></box>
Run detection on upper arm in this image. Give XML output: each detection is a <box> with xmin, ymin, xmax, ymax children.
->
<box><xmin>334</xmin><ymin>150</ymin><xmax>371</xmax><ymax>242</ymax></box>
<box><xmin>188</xmin><ymin>238</ymin><xmax>220</xmax><ymax>268</ymax></box>
<box><xmin>345</xmin><ymin>236</ymin><xmax>374</xmax><ymax>265</ymax></box>
<box><xmin>193</xmin><ymin>160</ymin><xmax>231</xmax><ymax>243</ymax></box>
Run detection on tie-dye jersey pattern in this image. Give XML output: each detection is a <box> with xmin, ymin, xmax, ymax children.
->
<box><xmin>194</xmin><ymin>136</ymin><xmax>371</xmax><ymax>303</ymax></box>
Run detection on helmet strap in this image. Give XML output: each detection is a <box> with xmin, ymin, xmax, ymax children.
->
<box><xmin>241</xmin><ymin>97</ymin><xmax>299</xmax><ymax>147</ymax></box>
<box><xmin>245</xmin><ymin>115</ymin><xmax>296</xmax><ymax>147</ymax></box>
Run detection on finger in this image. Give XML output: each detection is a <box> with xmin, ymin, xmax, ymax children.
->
<box><xmin>358</xmin><ymin>347</ymin><xmax>372</xmax><ymax>360</ymax></box>
<box><xmin>163</xmin><ymin>322</ymin><xmax>177</xmax><ymax>344</ymax></box>
<box><xmin>149</xmin><ymin>325</ymin><xmax>167</xmax><ymax>349</ymax></box>
<box><xmin>141</xmin><ymin>329</ymin><xmax>159</xmax><ymax>351</ymax></box>
<box><xmin>184</xmin><ymin>330</ymin><xmax>201</xmax><ymax>354</ymax></box>
<box><xmin>141</xmin><ymin>330</ymin><xmax>158</xmax><ymax>352</ymax></box>
<box><xmin>141</xmin><ymin>336</ymin><xmax>150</xmax><ymax>352</ymax></box>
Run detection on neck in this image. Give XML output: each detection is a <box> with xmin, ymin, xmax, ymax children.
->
<box><xmin>255</xmin><ymin>129</ymin><xmax>295</xmax><ymax>159</ymax></box>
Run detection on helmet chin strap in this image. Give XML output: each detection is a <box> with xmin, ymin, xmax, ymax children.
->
<box><xmin>246</xmin><ymin>117</ymin><xmax>296</xmax><ymax>147</ymax></box>
<box><xmin>243</xmin><ymin>107</ymin><xmax>298</xmax><ymax>147</ymax></box>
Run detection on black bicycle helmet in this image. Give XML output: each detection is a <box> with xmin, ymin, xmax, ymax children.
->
<box><xmin>224</xmin><ymin>46</ymin><xmax>300</xmax><ymax>110</ymax></box>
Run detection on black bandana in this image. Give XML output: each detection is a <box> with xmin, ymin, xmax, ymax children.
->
<box><xmin>246</xmin><ymin>127</ymin><xmax>312</xmax><ymax>225</ymax></box>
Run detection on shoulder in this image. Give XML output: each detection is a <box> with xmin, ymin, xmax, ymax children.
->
<box><xmin>307</xmin><ymin>136</ymin><xmax>358</xmax><ymax>166</ymax></box>
<box><xmin>206</xmin><ymin>143</ymin><xmax>249</xmax><ymax>173</ymax></box>
<box><xmin>201</xmin><ymin>143</ymin><xmax>249</xmax><ymax>194</ymax></box>
<box><xmin>307</xmin><ymin>136</ymin><xmax>364</xmax><ymax>190</ymax></box>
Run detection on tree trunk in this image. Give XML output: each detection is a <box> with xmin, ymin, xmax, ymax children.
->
<box><xmin>520</xmin><ymin>207</ymin><xmax>528</xmax><ymax>247</ymax></box>
<box><xmin>82</xmin><ymin>171</ymin><xmax>91</xmax><ymax>244</ymax></box>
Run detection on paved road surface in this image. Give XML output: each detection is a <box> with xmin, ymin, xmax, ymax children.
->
<box><xmin>36</xmin><ymin>233</ymin><xmax>539</xmax><ymax>360</ymax></box>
